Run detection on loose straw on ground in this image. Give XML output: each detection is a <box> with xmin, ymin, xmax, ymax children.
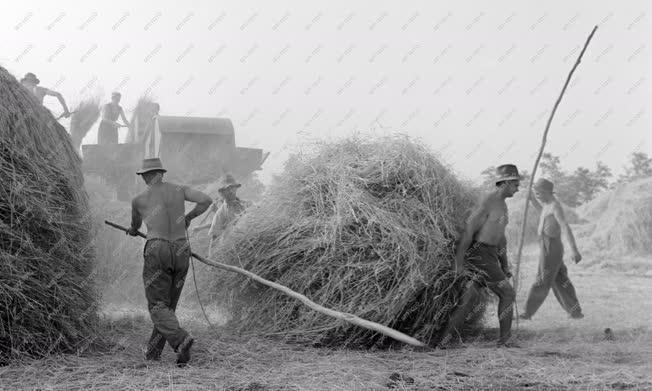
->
<box><xmin>104</xmin><ymin>220</ymin><xmax>427</xmax><ymax>348</ymax></box>
<box><xmin>513</xmin><ymin>26</ymin><xmax>598</xmax><ymax>313</ymax></box>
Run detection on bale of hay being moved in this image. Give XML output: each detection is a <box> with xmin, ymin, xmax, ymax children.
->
<box><xmin>70</xmin><ymin>98</ymin><xmax>101</xmax><ymax>153</ymax></box>
<box><xmin>203</xmin><ymin>136</ymin><xmax>481</xmax><ymax>347</ymax></box>
<box><xmin>588</xmin><ymin>177</ymin><xmax>652</xmax><ymax>255</ymax></box>
<box><xmin>0</xmin><ymin>67</ymin><xmax>97</xmax><ymax>362</ymax></box>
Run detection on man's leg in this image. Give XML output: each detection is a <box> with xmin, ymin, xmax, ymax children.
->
<box><xmin>522</xmin><ymin>237</ymin><xmax>562</xmax><ymax>318</ymax></box>
<box><xmin>143</xmin><ymin>240</ymin><xmax>189</xmax><ymax>351</ymax></box>
<box><xmin>487</xmin><ymin>279</ymin><xmax>516</xmax><ymax>345</ymax></box>
<box><xmin>436</xmin><ymin>280</ymin><xmax>482</xmax><ymax>347</ymax></box>
<box><xmin>552</xmin><ymin>262</ymin><xmax>583</xmax><ymax>317</ymax></box>
<box><xmin>145</xmin><ymin>328</ymin><xmax>166</xmax><ymax>360</ymax></box>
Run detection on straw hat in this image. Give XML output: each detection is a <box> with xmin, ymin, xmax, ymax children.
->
<box><xmin>495</xmin><ymin>164</ymin><xmax>522</xmax><ymax>184</ymax></box>
<box><xmin>136</xmin><ymin>158</ymin><xmax>167</xmax><ymax>175</ymax></box>
<box><xmin>20</xmin><ymin>72</ymin><xmax>40</xmax><ymax>85</ymax></box>
<box><xmin>534</xmin><ymin>178</ymin><xmax>554</xmax><ymax>193</ymax></box>
<box><xmin>218</xmin><ymin>174</ymin><xmax>241</xmax><ymax>191</ymax></box>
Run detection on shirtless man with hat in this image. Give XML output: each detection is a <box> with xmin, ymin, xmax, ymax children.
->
<box><xmin>20</xmin><ymin>72</ymin><xmax>71</xmax><ymax>118</ymax></box>
<box><xmin>127</xmin><ymin>158</ymin><xmax>212</xmax><ymax>366</ymax></box>
<box><xmin>437</xmin><ymin>164</ymin><xmax>521</xmax><ymax>348</ymax></box>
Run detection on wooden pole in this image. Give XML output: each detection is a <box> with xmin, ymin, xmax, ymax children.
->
<box><xmin>512</xmin><ymin>26</ymin><xmax>598</xmax><ymax>307</ymax></box>
<box><xmin>105</xmin><ymin>220</ymin><xmax>427</xmax><ymax>347</ymax></box>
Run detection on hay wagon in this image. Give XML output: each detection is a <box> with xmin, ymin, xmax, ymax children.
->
<box><xmin>81</xmin><ymin>113</ymin><xmax>268</xmax><ymax>200</ymax></box>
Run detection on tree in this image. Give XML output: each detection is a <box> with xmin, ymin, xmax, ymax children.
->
<box><xmin>624</xmin><ymin>152</ymin><xmax>652</xmax><ymax>180</ymax></box>
<box><xmin>567</xmin><ymin>162</ymin><xmax>611</xmax><ymax>204</ymax></box>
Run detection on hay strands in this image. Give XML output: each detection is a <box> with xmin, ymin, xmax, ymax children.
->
<box><xmin>104</xmin><ymin>220</ymin><xmax>427</xmax><ymax>347</ymax></box>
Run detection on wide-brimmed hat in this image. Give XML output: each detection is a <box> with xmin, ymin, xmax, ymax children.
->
<box><xmin>533</xmin><ymin>178</ymin><xmax>554</xmax><ymax>193</ymax></box>
<box><xmin>136</xmin><ymin>158</ymin><xmax>167</xmax><ymax>175</ymax></box>
<box><xmin>495</xmin><ymin>164</ymin><xmax>522</xmax><ymax>184</ymax></box>
<box><xmin>20</xmin><ymin>72</ymin><xmax>40</xmax><ymax>85</ymax></box>
<box><xmin>218</xmin><ymin>174</ymin><xmax>241</xmax><ymax>191</ymax></box>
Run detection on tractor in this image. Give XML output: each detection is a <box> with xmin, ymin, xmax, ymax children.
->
<box><xmin>81</xmin><ymin>104</ymin><xmax>268</xmax><ymax>201</ymax></box>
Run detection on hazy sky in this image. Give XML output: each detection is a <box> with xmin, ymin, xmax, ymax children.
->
<box><xmin>1</xmin><ymin>0</ymin><xmax>649</xmax><ymax>183</ymax></box>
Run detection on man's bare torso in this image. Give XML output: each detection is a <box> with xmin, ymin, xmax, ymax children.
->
<box><xmin>134</xmin><ymin>182</ymin><xmax>187</xmax><ymax>241</ymax></box>
<box><xmin>474</xmin><ymin>192</ymin><xmax>509</xmax><ymax>245</ymax></box>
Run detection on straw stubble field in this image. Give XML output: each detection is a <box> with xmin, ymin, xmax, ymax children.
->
<box><xmin>1</xmin><ymin>245</ymin><xmax>651</xmax><ymax>391</ymax></box>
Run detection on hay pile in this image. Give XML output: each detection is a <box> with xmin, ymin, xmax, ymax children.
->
<box><xmin>587</xmin><ymin>177</ymin><xmax>652</xmax><ymax>255</ymax></box>
<box><xmin>70</xmin><ymin>98</ymin><xmax>100</xmax><ymax>153</ymax></box>
<box><xmin>204</xmin><ymin>136</ymin><xmax>480</xmax><ymax>347</ymax></box>
<box><xmin>0</xmin><ymin>67</ymin><xmax>97</xmax><ymax>362</ymax></box>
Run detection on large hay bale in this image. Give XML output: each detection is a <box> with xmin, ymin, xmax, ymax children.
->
<box><xmin>588</xmin><ymin>177</ymin><xmax>652</xmax><ymax>255</ymax></box>
<box><xmin>70</xmin><ymin>98</ymin><xmax>101</xmax><ymax>153</ymax></box>
<box><xmin>204</xmin><ymin>136</ymin><xmax>480</xmax><ymax>347</ymax></box>
<box><xmin>0</xmin><ymin>67</ymin><xmax>97</xmax><ymax>362</ymax></box>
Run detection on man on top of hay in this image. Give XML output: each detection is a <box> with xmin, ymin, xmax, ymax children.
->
<box><xmin>20</xmin><ymin>72</ymin><xmax>71</xmax><ymax>118</ymax></box>
<box><xmin>438</xmin><ymin>164</ymin><xmax>521</xmax><ymax>348</ymax></box>
<box><xmin>127</xmin><ymin>157</ymin><xmax>212</xmax><ymax>366</ymax></box>
<box><xmin>192</xmin><ymin>174</ymin><xmax>250</xmax><ymax>257</ymax></box>
<box><xmin>519</xmin><ymin>178</ymin><xmax>584</xmax><ymax>320</ymax></box>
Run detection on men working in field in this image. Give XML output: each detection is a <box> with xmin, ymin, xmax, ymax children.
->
<box><xmin>519</xmin><ymin>178</ymin><xmax>584</xmax><ymax>320</ymax></box>
<box><xmin>127</xmin><ymin>158</ymin><xmax>212</xmax><ymax>366</ymax></box>
<box><xmin>437</xmin><ymin>164</ymin><xmax>521</xmax><ymax>348</ymax></box>
<box><xmin>98</xmin><ymin>92</ymin><xmax>131</xmax><ymax>144</ymax></box>
<box><xmin>20</xmin><ymin>72</ymin><xmax>71</xmax><ymax>118</ymax></box>
<box><xmin>193</xmin><ymin>174</ymin><xmax>249</xmax><ymax>257</ymax></box>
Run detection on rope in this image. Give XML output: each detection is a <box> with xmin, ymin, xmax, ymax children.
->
<box><xmin>185</xmin><ymin>229</ymin><xmax>215</xmax><ymax>329</ymax></box>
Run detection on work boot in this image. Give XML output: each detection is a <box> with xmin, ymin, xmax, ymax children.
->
<box><xmin>145</xmin><ymin>349</ymin><xmax>162</xmax><ymax>361</ymax></box>
<box><xmin>570</xmin><ymin>312</ymin><xmax>584</xmax><ymax>319</ymax></box>
<box><xmin>519</xmin><ymin>313</ymin><xmax>532</xmax><ymax>320</ymax></box>
<box><xmin>176</xmin><ymin>336</ymin><xmax>194</xmax><ymax>367</ymax></box>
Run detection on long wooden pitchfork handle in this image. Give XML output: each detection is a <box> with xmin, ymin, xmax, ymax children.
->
<box><xmin>104</xmin><ymin>220</ymin><xmax>428</xmax><ymax>348</ymax></box>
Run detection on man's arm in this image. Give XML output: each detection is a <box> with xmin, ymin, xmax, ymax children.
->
<box><xmin>553</xmin><ymin>202</ymin><xmax>582</xmax><ymax>263</ymax></box>
<box><xmin>44</xmin><ymin>88</ymin><xmax>70</xmax><ymax>116</ymax></box>
<box><xmin>183</xmin><ymin>186</ymin><xmax>212</xmax><ymax>227</ymax></box>
<box><xmin>127</xmin><ymin>198</ymin><xmax>142</xmax><ymax>236</ymax></box>
<box><xmin>119</xmin><ymin>107</ymin><xmax>131</xmax><ymax>128</ymax></box>
<box><xmin>454</xmin><ymin>197</ymin><xmax>490</xmax><ymax>273</ymax></box>
<box><xmin>528</xmin><ymin>189</ymin><xmax>542</xmax><ymax>212</ymax></box>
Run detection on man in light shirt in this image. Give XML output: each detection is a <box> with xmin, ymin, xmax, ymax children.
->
<box><xmin>193</xmin><ymin>174</ymin><xmax>249</xmax><ymax>256</ymax></box>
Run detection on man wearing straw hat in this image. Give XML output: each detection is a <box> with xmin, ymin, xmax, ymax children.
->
<box><xmin>437</xmin><ymin>164</ymin><xmax>521</xmax><ymax>348</ymax></box>
<box><xmin>193</xmin><ymin>174</ymin><xmax>249</xmax><ymax>257</ymax></box>
<box><xmin>127</xmin><ymin>158</ymin><xmax>213</xmax><ymax>366</ymax></box>
<box><xmin>519</xmin><ymin>178</ymin><xmax>584</xmax><ymax>320</ymax></box>
<box><xmin>20</xmin><ymin>72</ymin><xmax>71</xmax><ymax>118</ymax></box>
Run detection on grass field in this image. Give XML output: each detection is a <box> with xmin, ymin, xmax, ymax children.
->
<box><xmin>1</xmin><ymin>247</ymin><xmax>651</xmax><ymax>391</ymax></box>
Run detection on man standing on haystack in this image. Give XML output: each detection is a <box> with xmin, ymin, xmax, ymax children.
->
<box><xmin>20</xmin><ymin>72</ymin><xmax>71</xmax><ymax>118</ymax></box>
<box><xmin>193</xmin><ymin>174</ymin><xmax>249</xmax><ymax>257</ymax></box>
<box><xmin>127</xmin><ymin>158</ymin><xmax>212</xmax><ymax>366</ymax></box>
<box><xmin>437</xmin><ymin>164</ymin><xmax>521</xmax><ymax>348</ymax></box>
<box><xmin>519</xmin><ymin>178</ymin><xmax>584</xmax><ymax>320</ymax></box>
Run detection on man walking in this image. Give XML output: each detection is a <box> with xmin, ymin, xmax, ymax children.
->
<box><xmin>520</xmin><ymin>178</ymin><xmax>584</xmax><ymax>320</ymax></box>
<box><xmin>127</xmin><ymin>158</ymin><xmax>212</xmax><ymax>366</ymax></box>
<box><xmin>437</xmin><ymin>164</ymin><xmax>521</xmax><ymax>348</ymax></box>
<box><xmin>20</xmin><ymin>72</ymin><xmax>71</xmax><ymax>118</ymax></box>
<box><xmin>193</xmin><ymin>174</ymin><xmax>249</xmax><ymax>257</ymax></box>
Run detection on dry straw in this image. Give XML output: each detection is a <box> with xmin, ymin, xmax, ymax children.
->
<box><xmin>201</xmin><ymin>135</ymin><xmax>484</xmax><ymax>347</ymax></box>
<box><xmin>0</xmin><ymin>66</ymin><xmax>97</xmax><ymax>363</ymax></box>
<box><xmin>70</xmin><ymin>98</ymin><xmax>101</xmax><ymax>153</ymax></box>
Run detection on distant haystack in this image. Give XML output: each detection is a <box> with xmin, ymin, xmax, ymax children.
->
<box><xmin>70</xmin><ymin>98</ymin><xmax>101</xmax><ymax>153</ymax></box>
<box><xmin>588</xmin><ymin>177</ymin><xmax>652</xmax><ymax>255</ymax></box>
<box><xmin>0</xmin><ymin>66</ymin><xmax>97</xmax><ymax>362</ymax></box>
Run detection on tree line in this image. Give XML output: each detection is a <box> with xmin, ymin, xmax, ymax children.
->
<box><xmin>481</xmin><ymin>151</ymin><xmax>652</xmax><ymax>207</ymax></box>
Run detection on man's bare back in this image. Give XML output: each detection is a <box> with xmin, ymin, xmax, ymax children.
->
<box><xmin>132</xmin><ymin>182</ymin><xmax>196</xmax><ymax>241</ymax></box>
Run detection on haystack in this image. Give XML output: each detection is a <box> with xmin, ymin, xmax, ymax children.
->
<box><xmin>70</xmin><ymin>98</ymin><xmax>101</xmax><ymax>153</ymax></box>
<box><xmin>588</xmin><ymin>177</ymin><xmax>652</xmax><ymax>255</ymax></box>
<box><xmin>203</xmin><ymin>136</ymin><xmax>481</xmax><ymax>347</ymax></box>
<box><xmin>0</xmin><ymin>67</ymin><xmax>97</xmax><ymax>362</ymax></box>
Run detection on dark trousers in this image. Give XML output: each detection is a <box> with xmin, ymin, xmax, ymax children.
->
<box><xmin>440</xmin><ymin>243</ymin><xmax>515</xmax><ymax>345</ymax></box>
<box><xmin>523</xmin><ymin>236</ymin><xmax>582</xmax><ymax>317</ymax></box>
<box><xmin>143</xmin><ymin>238</ymin><xmax>190</xmax><ymax>357</ymax></box>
